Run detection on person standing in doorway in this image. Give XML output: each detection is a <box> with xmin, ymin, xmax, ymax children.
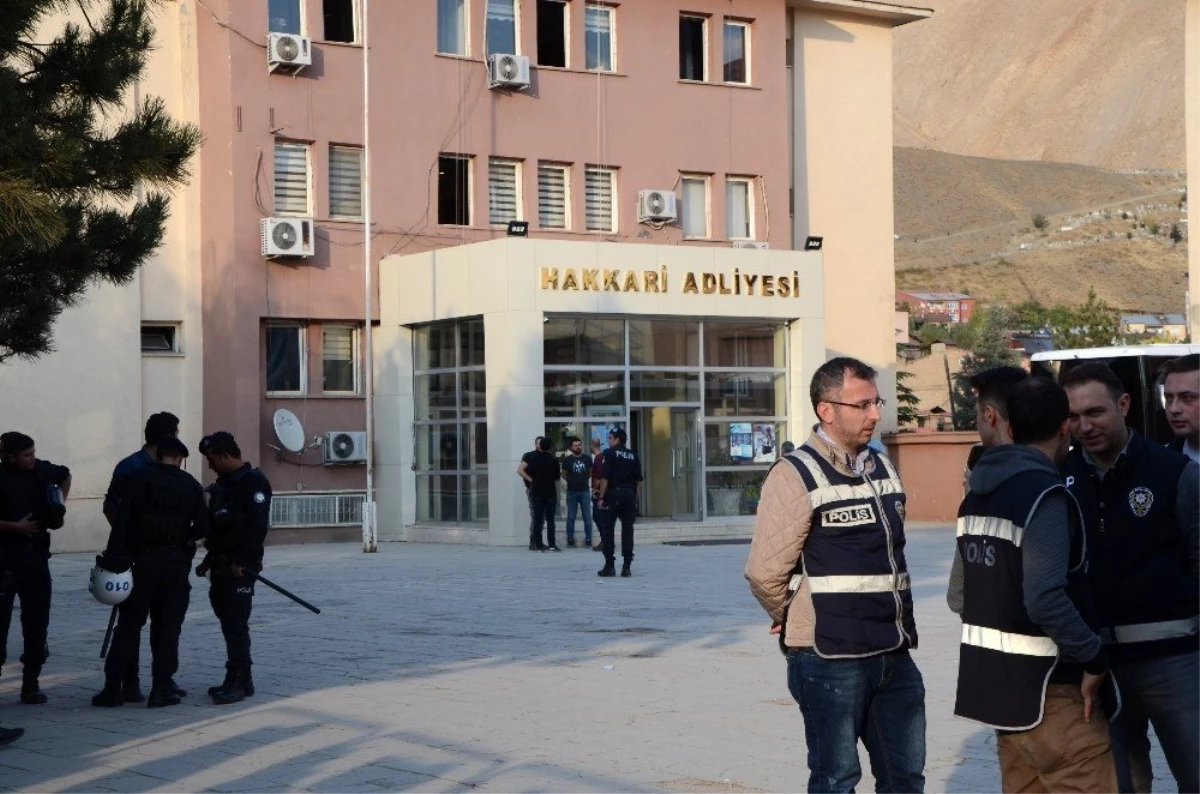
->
<box><xmin>521</xmin><ymin>437</ymin><xmax>561</xmax><ymax>552</ymax></box>
<box><xmin>596</xmin><ymin>428</ymin><xmax>642</xmax><ymax>577</ymax></box>
<box><xmin>518</xmin><ymin>437</ymin><xmax>547</xmax><ymax>551</ymax></box>
<box><xmin>1159</xmin><ymin>354</ymin><xmax>1199</xmax><ymax>462</ymax></box>
<box><xmin>561</xmin><ymin>437</ymin><xmax>593</xmax><ymax>548</ymax></box>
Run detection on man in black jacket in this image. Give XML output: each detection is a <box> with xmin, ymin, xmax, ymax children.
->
<box><xmin>199</xmin><ymin>432</ymin><xmax>272</xmax><ymax>705</ymax></box>
<box><xmin>520</xmin><ymin>437</ymin><xmax>561</xmax><ymax>552</ymax></box>
<box><xmin>1159</xmin><ymin>354</ymin><xmax>1198</xmax><ymax>462</ymax></box>
<box><xmin>92</xmin><ymin>437</ymin><xmax>207</xmax><ymax>708</ymax></box>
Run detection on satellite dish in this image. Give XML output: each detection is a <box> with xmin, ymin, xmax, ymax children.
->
<box><xmin>273</xmin><ymin>408</ymin><xmax>306</xmax><ymax>454</ymax></box>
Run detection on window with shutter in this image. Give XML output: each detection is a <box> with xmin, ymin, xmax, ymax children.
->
<box><xmin>488</xmin><ymin>159</ymin><xmax>521</xmax><ymax>225</ymax></box>
<box><xmin>323</xmin><ymin>324</ymin><xmax>358</xmax><ymax>393</ymax></box>
<box><xmin>329</xmin><ymin>145</ymin><xmax>363</xmax><ymax>219</ymax></box>
<box><xmin>538</xmin><ymin>163</ymin><xmax>569</xmax><ymax>229</ymax></box>
<box><xmin>681</xmin><ymin>175</ymin><xmax>709</xmax><ymax>238</ymax></box>
<box><xmin>585</xmin><ymin>165</ymin><xmax>616</xmax><ymax>232</ymax></box>
<box><xmin>726</xmin><ymin>176</ymin><xmax>753</xmax><ymax>239</ymax></box>
<box><xmin>274</xmin><ymin>141</ymin><xmax>310</xmax><ymax>215</ymax></box>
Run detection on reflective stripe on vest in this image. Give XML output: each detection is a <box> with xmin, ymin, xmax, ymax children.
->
<box><xmin>808</xmin><ymin>572</ymin><xmax>911</xmax><ymax>594</ymax></box>
<box><xmin>792</xmin><ymin>449</ymin><xmax>903</xmax><ymax>508</ymax></box>
<box><xmin>962</xmin><ymin>623</ymin><xmax>1058</xmax><ymax>657</ymax></box>
<box><xmin>957</xmin><ymin>514</ymin><xmax>1024</xmax><ymax>547</ymax></box>
<box><xmin>1099</xmin><ymin>616</ymin><xmax>1200</xmax><ymax>645</ymax></box>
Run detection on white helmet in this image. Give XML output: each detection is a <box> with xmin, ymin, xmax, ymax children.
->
<box><xmin>89</xmin><ymin>562</ymin><xmax>133</xmax><ymax>606</ymax></box>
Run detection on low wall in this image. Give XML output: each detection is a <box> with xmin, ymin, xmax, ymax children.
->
<box><xmin>884</xmin><ymin>431</ymin><xmax>977</xmax><ymax>523</ymax></box>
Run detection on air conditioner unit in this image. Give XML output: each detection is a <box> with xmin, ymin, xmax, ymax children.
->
<box><xmin>637</xmin><ymin>190</ymin><xmax>679</xmax><ymax>223</ymax></box>
<box><xmin>261</xmin><ymin>217</ymin><xmax>315</xmax><ymax>258</ymax></box>
<box><xmin>488</xmin><ymin>53</ymin><xmax>531</xmax><ymax>89</ymax></box>
<box><xmin>732</xmin><ymin>240</ymin><xmax>769</xmax><ymax>250</ymax></box>
<box><xmin>324</xmin><ymin>431</ymin><xmax>368</xmax><ymax>465</ymax></box>
<box><xmin>268</xmin><ymin>32</ymin><xmax>312</xmax><ymax>73</ymax></box>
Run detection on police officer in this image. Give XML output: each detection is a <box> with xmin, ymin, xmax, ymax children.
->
<box><xmin>1062</xmin><ymin>363</ymin><xmax>1199</xmax><ymax>793</ymax></box>
<box><xmin>199</xmin><ymin>432</ymin><xmax>272</xmax><ymax>705</ymax></box>
<box><xmin>0</xmin><ymin>432</ymin><xmax>70</xmax><ymax>705</ymax></box>
<box><xmin>92</xmin><ymin>437</ymin><xmax>207</xmax><ymax>708</ymax></box>
<box><xmin>595</xmin><ymin>428</ymin><xmax>642</xmax><ymax>578</ymax></box>
<box><xmin>101</xmin><ymin>411</ymin><xmax>184</xmax><ymax>703</ymax></box>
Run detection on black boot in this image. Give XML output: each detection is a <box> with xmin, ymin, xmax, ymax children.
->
<box><xmin>211</xmin><ymin>669</ymin><xmax>250</xmax><ymax>705</ymax></box>
<box><xmin>147</xmin><ymin>679</ymin><xmax>182</xmax><ymax>709</ymax></box>
<box><xmin>598</xmin><ymin>561</ymin><xmax>616</xmax><ymax>577</ymax></box>
<box><xmin>167</xmin><ymin>678</ymin><xmax>187</xmax><ymax>698</ymax></box>
<box><xmin>91</xmin><ymin>682</ymin><xmax>124</xmax><ymax>708</ymax></box>
<box><xmin>19</xmin><ymin>670</ymin><xmax>45</xmax><ymax>705</ymax></box>
<box><xmin>207</xmin><ymin>668</ymin><xmax>235</xmax><ymax>697</ymax></box>
<box><xmin>122</xmin><ymin>677</ymin><xmax>145</xmax><ymax>704</ymax></box>
<box><xmin>0</xmin><ymin>726</ymin><xmax>23</xmax><ymax>746</ymax></box>
<box><xmin>621</xmin><ymin>562</ymin><xmax>631</xmax><ymax>577</ymax></box>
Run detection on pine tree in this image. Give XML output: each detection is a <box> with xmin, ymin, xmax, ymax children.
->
<box><xmin>1050</xmin><ymin>288</ymin><xmax>1123</xmax><ymax>350</ymax></box>
<box><xmin>950</xmin><ymin>305</ymin><xmax>1020</xmax><ymax>430</ymax></box>
<box><xmin>0</xmin><ymin>0</ymin><xmax>201</xmax><ymax>361</ymax></box>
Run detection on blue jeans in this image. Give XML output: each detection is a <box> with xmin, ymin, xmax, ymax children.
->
<box><xmin>787</xmin><ymin>648</ymin><xmax>926</xmax><ymax>793</ymax></box>
<box><xmin>1109</xmin><ymin>650</ymin><xmax>1199</xmax><ymax>793</ymax></box>
<box><xmin>565</xmin><ymin>491</ymin><xmax>593</xmax><ymax>544</ymax></box>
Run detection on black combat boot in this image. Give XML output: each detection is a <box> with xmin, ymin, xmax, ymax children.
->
<box><xmin>208</xmin><ymin>667</ymin><xmax>254</xmax><ymax>698</ymax></box>
<box><xmin>621</xmin><ymin>562</ymin><xmax>631</xmax><ymax>577</ymax></box>
<box><xmin>122</xmin><ymin>676</ymin><xmax>145</xmax><ymax>704</ymax></box>
<box><xmin>166</xmin><ymin>678</ymin><xmax>188</xmax><ymax>698</ymax></box>
<box><xmin>147</xmin><ymin>678</ymin><xmax>182</xmax><ymax>708</ymax></box>
<box><xmin>19</xmin><ymin>669</ymin><xmax>45</xmax><ymax>705</ymax></box>
<box><xmin>91</xmin><ymin>681</ymin><xmax>124</xmax><ymax>708</ymax></box>
<box><xmin>211</xmin><ymin>669</ymin><xmax>251</xmax><ymax>705</ymax></box>
<box><xmin>597</xmin><ymin>561</ymin><xmax>616</xmax><ymax>577</ymax></box>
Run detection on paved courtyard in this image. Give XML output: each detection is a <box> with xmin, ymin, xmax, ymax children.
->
<box><xmin>0</xmin><ymin>527</ymin><xmax>1174</xmax><ymax>793</ymax></box>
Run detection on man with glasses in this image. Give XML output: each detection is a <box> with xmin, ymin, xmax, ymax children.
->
<box><xmin>1160</xmin><ymin>354</ymin><xmax>1199</xmax><ymax>462</ymax></box>
<box><xmin>746</xmin><ymin>357</ymin><xmax>925</xmax><ymax>793</ymax></box>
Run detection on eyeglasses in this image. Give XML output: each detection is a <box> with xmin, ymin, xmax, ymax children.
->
<box><xmin>824</xmin><ymin>398</ymin><xmax>887</xmax><ymax>411</ymax></box>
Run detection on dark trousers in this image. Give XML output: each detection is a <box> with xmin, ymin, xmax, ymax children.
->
<box><xmin>0</xmin><ymin>554</ymin><xmax>51</xmax><ymax>675</ymax></box>
<box><xmin>530</xmin><ymin>495</ymin><xmax>557</xmax><ymax>548</ymax></box>
<box><xmin>104</xmin><ymin>552</ymin><xmax>191</xmax><ymax>686</ymax></box>
<box><xmin>600</xmin><ymin>487</ymin><xmax>636</xmax><ymax>564</ymax></box>
<box><xmin>209</xmin><ymin>574</ymin><xmax>255</xmax><ymax>674</ymax></box>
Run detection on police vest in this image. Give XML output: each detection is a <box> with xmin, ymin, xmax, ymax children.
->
<box><xmin>954</xmin><ymin>471</ymin><xmax>1087</xmax><ymax>730</ymax></box>
<box><xmin>1065</xmin><ymin>433</ymin><xmax>1199</xmax><ymax>661</ymax></box>
<box><xmin>783</xmin><ymin>445</ymin><xmax>916</xmax><ymax>658</ymax></box>
<box><xmin>129</xmin><ymin>465</ymin><xmax>199</xmax><ymax>551</ymax></box>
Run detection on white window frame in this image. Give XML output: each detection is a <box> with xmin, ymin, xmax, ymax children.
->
<box><xmin>274</xmin><ymin>140</ymin><xmax>312</xmax><ymax>216</ymax></box>
<box><xmin>679</xmin><ymin>14</ymin><xmax>708</xmax><ymax>82</ymax></box>
<box><xmin>321</xmin><ymin>323</ymin><xmax>361</xmax><ymax>394</ymax></box>
<box><xmin>585</xmin><ymin>165</ymin><xmax>617</xmax><ymax>233</ymax></box>
<box><xmin>680</xmin><ymin>173</ymin><xmax>710</xmax><ymax>239</ymax></box>
<box><xmin>725</xmin><ymin>176</ymin><xmax>755</xmax><ymax>240</ymax></box>
<box><xmin>538</xmin><ymin>161</ymin><xmax>571</xmax><ymax>230</ymax></box>
<box><xmin>723</xmin><ymin>18</ymin><xmax>751</xmax><ymax>85</ymax></box>
<box><xmin>438</xmin><ymin>153</ymin><xmax>474</xmax><ymax>227</ymax></box>
<box><xmin>269</xmin><ymin>0</ymin><xmax>304</xmax><ymax>34</ymax></box>
<box><xmin>437</xmin><ymin>0</ymin><xmax>470</xmax><ymax>55</ymax></box>
<box><xmin>485</xmin><ymin>0</ymin><xmax>521</xmax><ymax>57</ymax></box>
<box><xmin>584</xmin><ymin>3</ymin><xmax>616</xmax><ymax>72</ymax></box>
<box><xmin>141</xmin><ymin>323</ymin><xmax>182</xmax><ymax>354</ymax></box>
<box><xmin>265</xmin><ymin>322</ymin><xmax>308</xmax><ymax>396</ymax></box>
<box><xmin>488</xmin><ymin>157</ymin><xmax>523</xmax><ymax>226</ymax></box>
<box><xmin>328</xmin><ymin>144</ymin><xmax>364</xmax><ymax>220</ymax></box>
<box><xmin>322</xmin><ymin>0</ymin><xmax>361</xmax><ymax>44</ymax></box>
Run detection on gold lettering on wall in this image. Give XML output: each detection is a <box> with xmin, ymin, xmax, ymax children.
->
<box><xmin>603</xmin><ymin>270</ymin><xmax>620</xmax><ymax>291</ymax></box>
<box><xmin>683</xmin><ymin>272</ymin><xmax>699</xmax><ymax>294</ymax></box>
<box><xmin>562</xmin><ymin>270</ymin><xmax>579</xmax><ymax>290</ymax></box>
<box><xmin>623</xmin><ymin>271</ymin><xmax>640</xmax><ymax>292</ymax></box>
<box><xmin>541</xmin><ymin>268</ymin><xmax>559</xmax><ymax>289</ymax></box>
<box><xmin>537</xmin><ymin>265</ymin><xmax>803</xmax><ymax>298</ymax></box>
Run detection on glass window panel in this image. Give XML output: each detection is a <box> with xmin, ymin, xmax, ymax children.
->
<box><xmin>704</xmin><ymin>468</ymin><xmax>767</xmax><ymax>516</ymax></box>
<box><xmin>704</xmin><ymin>372</ymin><xmax>784</xmax><ymax>417</ymax></box>
<box><xmin>437</xmin><ymin>0</ymin><xmax>466</xmax><ymax>54</ymax></box>
<box><xmin>415</xmin><ymin>323</ymin><xmax>456</xmax><ymax>370</ymax></box>
<box><xmin>324</xmin><ymin>0</ymin><xmax>357</xmax><ymax>43</ymax></box>
<box><xmin>628</xmin><ymin>319</ymin><xmax>698</xmax><ymax>367</ymax></box>
<box><xmin>322</xmin><ymin>325</ymin><xmax>356</xmax><ymax>392</ymax></box>
<box><xmin>703</xmin><ymin>320</ymin><xmax>785</xmax><ymax>368</ymax></box>
<box><xmin>585</xmin><ymin>4</ymin><xmax>613</xmax><ymax>71</ymax></box>
<box><xmin>461</xmin><ymin>370</ymin><xmax>487</xmax><ymax>417</ymax></box>
<box><xmin>266</xmin><ymin>325</ymin><xmax>303</xmax><ymax>393</ymax></box>
<box><xmin>725</xmin><ymin>177</ymin><xmax>750</xmax><ymax>239</ymax></box>
<box><xmin>274</xmin><ymin>142</ymin><xmax>309</xmax><ymax>215</ymax></box>
<box><xmin>488</xmin><ymin>158</ymin><xmax>520</xmax><ymax>225</ymax></box>
<box><xmin>679</xmin><ymin>16</ymin><xmax>705</xmax><ymax>80</ymax></box>
<box><xmin>416</xmin><ymin>373</ymin><xmax>458</xmax><ymax>419</ymax></box>
<box><xmin>486</xmin><ymin>0</ymin><xmax>517</xmax><ymax>56</ymax></box>
<box><xmin>463</xmin><ymin>474</ymin><xmax>489</xmax><ymax>521</ymax></box>
<box><xmin>537</xmin><ymin>0</ymin><xmax>567</xmax><ymax>67</ymax></box>
<box><xmin>584</xmin><ymin>165</ymin><xmax>615</xmax><ymax>232</ymax></box>
<box><xmin>268</xmin><ymin>0</ymin><xmax>302</xmax><ymax>33</ymax></box>
<box><xmin>459</xmin><ymin>317</ymin><xmax>485</xmax><ymax>367</ymax></box>
<box><xmin>437</xmin><ymin>154</ymin><xmax>471</xmax><ymax>226</ymax></box>
<box><xmin>329</xmin><ymin>145</ymin><xmax>363</xmax><ymax>219</ymax></box>
<box><xmin>417</xmin><ymin>474</ymin><xmax>460</xmax><ymax>522</ymax></box>
<box><xmin>705</xmin><ymin>422</ymin><xmax>783</xmax><ymax>465</ymax></box>
<box><xmin>416</xmin><ymin>424</ymin><xmax>461</xmax><ymax>470</ymax></box>
<box><xmin>464</xmin><ymin>422</ymin><xmax>488</xmax><ymax>468</ymax></box>
<box><xmin>681</xmin><ymin>176</ymin><xmax>708</xmax><ymax>238</ymax></box>
<box><xmin>544</xmin><ymin>371</ymin><xmax>625</xmax><ymax>417</ymax></box>
<box><xmin>723</xmin><ymin>20</ymin><xmax>748</xmax><ymax>83</ymax></box>
<box><xmin>538</xmin><ymin>163</ymin><xmax>569</xmax><ymax>229</ymax></box>
<box><xmin>543</xmin><ymin>318</ymin><xmax>624</xmax><ymax>366</ymax></box>
<box><xmin>630</xmin><ymin>372</ymin><xmax>700</xmax><ymax>403</ymax></box>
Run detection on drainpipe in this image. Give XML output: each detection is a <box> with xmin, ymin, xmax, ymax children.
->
<box><xmin>361</xmin><ymin>0</ymin><xmax>378</xmax><ymax>552</ymax></box>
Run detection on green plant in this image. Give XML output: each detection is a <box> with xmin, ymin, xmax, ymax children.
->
<box><xmin>1170</xmin><ymin>224</ymin><xmax>1183</xmax><ymax>245</ymax></box>
<box><xmin>951</xmin><ymin>305</ymin><xmax>1020</xmax><ymax>430</ymax></box>
<box><xmin>896</xmin><ymin>369</ymin><xmax>922</xmax><ymax>427</ymax></box>
<box><xmin>1032</xmin><ymin>213</ymin><xmax>1049</xmax><ymax>231</ymax></box>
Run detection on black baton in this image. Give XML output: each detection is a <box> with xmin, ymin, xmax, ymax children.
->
<box><xmin>99</xmin><ymin>605</ymin><xmax>118</xmax><ymax>658</ymax></box>
<box><xmin>250</xmin><ymin>572</ymin><xmax>321</xmax><ymax>614</ymax></box>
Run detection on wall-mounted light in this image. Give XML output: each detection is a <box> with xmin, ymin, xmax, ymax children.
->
<box><xmin>507</xmin><ymin>220</ymin><xmax>530</xmax><ymax>237</ymax></box>
<box><xmin>804</xmin><ymin>236</ymin><xmax>823</xmax><ymax>251</ymax></box>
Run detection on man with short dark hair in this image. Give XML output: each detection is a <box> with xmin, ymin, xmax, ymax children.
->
<box><xmin>746</xmin><ymin>356</ymin><xmax>925</xmax><ymax>792</ymax></box>
<box><xmin>518</xmin><ymin>436</ymin><xmax>548</xmax><ymax>551</ymax></box>
<box><xmin>1062</xmin><ymin>362</ymin><xmax>1199</xmax><ymax>793</ymax></box>
<box><xmin>520</xmin><ymin>437</ymin><xmax>561</xmax><ymax>552</ymax></box>
<box><xmin>0</xmin><ymin>432</ymin><xmax>70</xmax><ymax>705</ymax></box>
<box><xmin>596</xmin><ymin>428</ymin><xmax>642</xmax><ymax>577</ymax></box>
<box><xmin>561</xmin><ymin>437</ymin><xmax>593</xmax><ymax>548</ymax></box>
<box><xmin>1159</xmin><ymin>354</ymin><xmax>1199</xmax><ymax>462</ymax></box>
<box><xmin>952</xmin><ymin>377</ymin><xmax>1117</xmax><ymax>791</ymax></box>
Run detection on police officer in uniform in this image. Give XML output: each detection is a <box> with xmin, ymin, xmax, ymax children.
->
<box><xmin>1062</xmin><ymin>363</ymin><xmax>1199</xmax><ymax>793</ymax></box>
<box><xmin>92</xmin><ymin>437</ymin><xmax>207</xmax><ymax>708</ymax></box>
<box><xmin>199</xmin><ymin>432</ymin><xmax>272</xmax><ymax>705</ymax></box>
<box><xmin>595</xmin><ymin>428</ymin><xmax>642</xmax><ymax>578</ymax></box>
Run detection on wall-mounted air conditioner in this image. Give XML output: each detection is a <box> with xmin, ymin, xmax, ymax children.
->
<box><xmin>261</xmin><ymin>217</ymin><xmax>315</xmax><ymax>258</ymax></box>
<box><xmin>637</xmin><ymin>190</ymin><xmax>678</xmax><ymax>223</ymax></box>
<box><xmin>268</xmin><ymin>32</ymin><xmax>312</xmax><ymax>73</ymax></box>
<box><xmin>324</xmin><ymin>431</ymin><xmax>368</xmax><ymax>465</ymax></box>
<box><xmin>732</xmin><ymin>240</ymin><xmax>769</xmax><ymax>250</ymax></box>
<box><xmin>488</xmin><ymin>54</ymin><xmax>531</xmax><ymax>89</ymax></box>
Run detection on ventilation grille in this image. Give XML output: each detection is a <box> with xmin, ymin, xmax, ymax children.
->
<box><xmin>270</xmin><ymin>492</ymin><xmax>364</xmax><ymax>528</ymax></box>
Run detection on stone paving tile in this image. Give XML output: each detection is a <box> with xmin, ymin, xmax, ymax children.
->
<box><xmin>0</xmin><ymin>529</ymin><xmax>1176</xmax><ymax>793</ymax></box>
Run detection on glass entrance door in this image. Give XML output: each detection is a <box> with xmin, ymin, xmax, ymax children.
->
<box><xmin>670</xmin><ymin>408</ymin><xmax>700</xmax><ymax>520</ymax></box>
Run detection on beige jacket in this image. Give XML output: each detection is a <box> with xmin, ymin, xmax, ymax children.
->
<box><xmin>744</xmin><ymin>430</ymin><xmax>886</xmax><ymax>648</ymax></box>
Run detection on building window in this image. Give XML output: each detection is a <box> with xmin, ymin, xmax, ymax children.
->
<box><xmin>723</xmin><ymin>19</ymin><xmax>750</xmax><ymax>84</ymax></box>
<box><xmin>584</xmin><ymin>3</ymin><xmax>614</xmax><ymax>71</ymax></box>
<box><xmin>141</xmin><ymin>324</ymin><xmax>179</xmax><ymax>353</ymax></box>
<box><xmin>437</xmin><ymin>0</ymin><xmax>467</xmax><ymax>55</ymax></box>
<box><xmin>679</xmin><ymin>15</ymin><xmax>706</xmax><ymax>81</ymax></box>
<box><xmin>323</xmin><ymin>0</ymin><xmax>357</xmax><ymax>42</ymax></box>
<box><xmin>274</xmin><ymin>141</ymin><xmax>310</xmax><ymax>216</ymax></box>
<box><xmin>322</xmin><ymin>324</ymin><xmax>359</xmax><ymax>393</ymax></box>
<box><xmin>584</xmin><ymin>165</ymin><xmax>616</xmax><ymax>232</ymax></box>
<box><xmin>485</xmin><ymin>0</ymin><xmax>518</xmax><ymax>56</ymax></box>
<box><xmin>538</xmin><ymin>162</ymin><xmax>570</xmax><ymax>229</ymax></box>
<box><xmin>680</xmin><ymin>174</ymin><xmax>709</xmax><ymax>238</ymax></box>
<box><xmin>266</xmin><ymin>323</ymin><xmax>306</xmax><ymax>394</ymax></box>
<box><xmin>437</xmin><ymin>154</ymin><xmax>472</xmax><ymax>226</ymax></box>
<box><xmin>328</xmin><ymin>145</ymin><xmax>363</xmax><ymax>219</ymax></box>
<box><xmin>725</xmin><ymin>176</ymin><xmax>753</xmax><ymax>239</ymax></box>
<box><xmin>414</xmin><ymin>318</ymin><xmax>488</xmax><ymax>523</ymax></box>
<box><xmin>488</xmin><ymin>158</ymin><xmax>521</xmax><ymax>226</ymax></box>
<box><xmin>537</xmin><ymin>0</ymin><xmax>567</xmax><ymax>67</ymax></box>
<box><xmin>269</xmin><ymin>0</ymin><xmax>303</xmax><ymax>34</ymax></box>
